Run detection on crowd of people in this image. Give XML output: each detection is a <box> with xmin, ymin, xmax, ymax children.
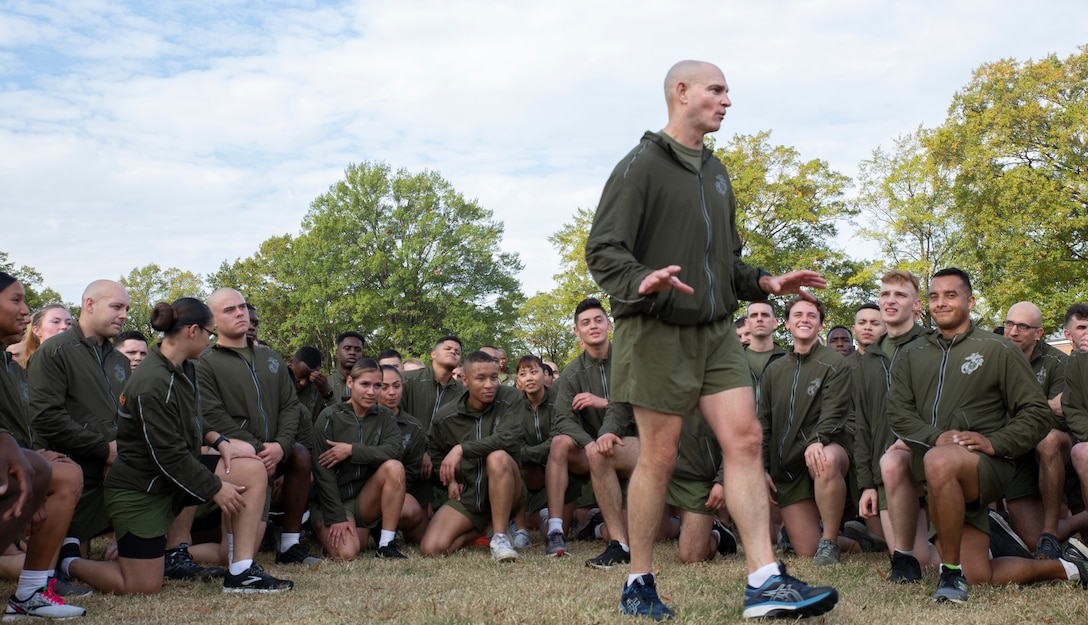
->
<box><xmin>4</xmin><ymin>59</ymin><xmax>1087</xmax><ymax>623</ymax></box>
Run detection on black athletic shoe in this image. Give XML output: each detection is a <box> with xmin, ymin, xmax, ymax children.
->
<box><xmin>712</xmin><ymin>519</ymin><xmax>738</xmax><ymax>555</ymax></box>
<box><xmin>164</xmin><ymin>545</ymin><xmax>226</xmax><ymax>580</ymax></box>
<box><xmin>375</xmin><ymin>544</ymin><xmax>408</xmax><ymax>559</ymax></box>
<box><xmin>988</xmin><ymin>510</ymin><xmax>1032</xmax><ymax>559</ymax></box>
<box><xmin>223</xmin><ymin>564</ymin><xmax>294</xmax><ymax>593</ymax></box>
<box><xmin>1034</xmin><ymin>532</ymin><xmax>1063</xmax><ymax>560</ymax></box>
<box><xmin>843</xmin><ymin>519</ymin><xmax>888</xmax><ymax>553</ymax></box>
<box><xmin>275</xmin><ymin>543</ymin><xmax>322</xmax><ymax>568</ymax></box>
<box><xmin>888</xmin><ymin>551</ymin><xmax>922</xmax><ymax>583</ymax></box>
<box><xmin>586</xmin><ymin>540</ymin><xmax>630</xmax><ymax>570</ymax></box>
<box><xmin>575</xmin><ymin>508</ymin><xmax>604</xmax><ymax>541</ymax></box>
<box><xmin>932</xmin><ymin>565</ymin><xmax>968</xmax><ymax>603</ymax></box>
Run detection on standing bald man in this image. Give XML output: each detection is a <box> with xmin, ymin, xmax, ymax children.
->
<box><xmin>586</xmin><ymin>60</ymin><xmax>837</xmax><ymax>620</ymax></box>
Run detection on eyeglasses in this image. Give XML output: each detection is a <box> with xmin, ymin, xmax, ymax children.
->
<box><xmin>200</xmin><ymin>326</ymin><xmax>217</xmax><ymax>340</ymax></box>
<box><xmin>1003</xmin><ymin>320</ymin><xmax>1040</xmax><ymax>333</ymax></box>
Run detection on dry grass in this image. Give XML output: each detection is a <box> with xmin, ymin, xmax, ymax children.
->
<box><xmin>24</xmin><ymin>536</ymin><xmax>1088</xmax><ymax>624</ymax></box>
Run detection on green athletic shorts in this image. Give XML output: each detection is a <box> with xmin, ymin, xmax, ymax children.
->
<box><xmin>105</xmin><ymin>488</ymin><xmax>180</xmax><ymax>541</ymax></box>
<box><xmin>666</xmin><ymin>476</ymin><xmax>716</xmax><ymax>515</ymax></box>
<box><xmin>915</xmin><ymin>450</ymin><xmax>1014</xmax><ymax>536</ymax></box>
<box><xmin>443</xmin><ymin>491</ymin><xmax>526</xmax><ymax>535</ymax></box>
<box><xmin>773</xmin><ymin>472</ymin><xmax>816</xmax><ymax>509</ymax></box>
<box><xmin>1006</xmin><ymin>452</ymin><xmax>1040</xmax><ymax>501</ymax></box>
<box><xmin>70</xmin><ymin>483</ymin><xmax>111</xmax><ymax>542</ymax></box>
<box><xmin>612</xmin><ymin>316</ymin><xmax>751</xmax><ymax>416</ymax></box>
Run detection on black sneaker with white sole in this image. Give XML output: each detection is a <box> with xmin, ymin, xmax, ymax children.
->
<box><xmin>223</xmin><ymin>564</ymin><xmax>294</xmax><ymax>593</ymax></box>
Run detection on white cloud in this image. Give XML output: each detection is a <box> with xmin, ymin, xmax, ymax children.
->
<box><xmin>1</xmin><ymin>0</ymin><xmax>1086</xmax><ymax>308</ymax></box>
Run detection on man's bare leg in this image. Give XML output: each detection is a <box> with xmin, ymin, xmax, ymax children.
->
<box><xmin>699</xmin><ymin>387</ymin><xmax>775</xmax><ymax>573</ymax></box>
<box><xmin>627</xmin><ymin>407</ymin><xmax>682</xmax><ymax>575</ymax></box>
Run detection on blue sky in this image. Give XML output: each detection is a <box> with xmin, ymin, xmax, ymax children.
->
<box><xmin>2</xmin><ymin>0</ymin><xmax>1086</xmax><ymax>304</ymax></box>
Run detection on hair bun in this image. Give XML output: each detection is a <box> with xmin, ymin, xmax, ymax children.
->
<box><xmin>150</xmin><ymin>302</ymin><xmax>178</xmax><ymax>333</ymax></box>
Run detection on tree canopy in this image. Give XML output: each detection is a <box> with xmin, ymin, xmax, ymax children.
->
<box><xmin>119</xmin><ymin>264</ymin><xmax>207</xmax><ymax>340</ymax></box>
<box><xmin>211</xmin><ymin>162</ymin><xmax>524</xmax><ymax>360</ymax></box>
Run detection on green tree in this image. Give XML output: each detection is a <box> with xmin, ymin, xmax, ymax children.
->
<box><xmin>716</xmin><ymin>131</ymin><xmax>868</xmax><ymax>329</ymax></box>
<box><xmin>212</xmin><ymin>162</ymin><xmax>524</xmax><ymax>361</ymax></box>
<box><xmin>931</xmin><ymin>46</ymin><xmax>1088</xmax><ymax>331</ymax></box>
<box><xmin>0</xmin><ymin>251</ymin><xmax>65</xmax><ymax>310</ymax></box>
<box><xmin>855</xmin><ymin>128</ymin><xmax>968</xmax><ymax>326</ymax></box>
<box><xmin>120</xmin><ymin>264</ymin><xmax>207</xmax><ymax>339</ymax></box>
<box><xmin>516</xmin><ymin>291</ymin><xmax>578</xmax><ymax>366</ymax></box>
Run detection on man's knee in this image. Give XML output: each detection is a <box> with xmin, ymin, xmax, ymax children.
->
<box><xmin>288</xmin><ymin>443</ymin><xmax>311</xmax><ymax>472</ymax></box>
<box><xmin>549</xmin><ymin>435</ymin><xmax>576</xmax><ymax>461</ymax></box>
<box><xmin>379</xmin><ymin>460</ymin><xmax>406</xmax><ymax>486</ymax></box>
<box><xmin>486</xmin><ymin>451</ymin><xmax>516</xmax><ymax>475</ymax></box>
<box><xmin>49</xmin><ymin>460</ymin><xmax>84</xmax><ymax>500</ymax></box>
<box><xmin>923</xmin><ymin>447</ymin><xmax>969</xmax><ymax>486</ymax></box>
<box><xmin>719</xmin><ymin>417</ymin><xmax>761</xmax><ymax>457</ymax></box>
<box><xmin>1037</xmin><ymin>430</ymin><xmax>1070</xmax><ymax>458</ymax></box>
<box><xmin>881</xmin><ymin>450</ymin><xmax>912</xmax><ymax>484</ymax></box>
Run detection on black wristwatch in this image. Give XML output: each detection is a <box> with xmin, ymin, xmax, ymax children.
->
<box><xmin>212</xmin><ymin>435</ymin><xmax>229</xmax><ymax>450</ymax></box>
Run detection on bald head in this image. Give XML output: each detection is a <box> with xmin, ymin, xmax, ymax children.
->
<box><xmin>661</xmin><ymin>60</ymin><xmax>730</xmax><ymax>149</ymax></box>
<box><xmin>82</xmin><ymin>279</ymin><xmax>125</xmax><ymax>306</ymax></box>
<box><xmin>207</xmin><ymin>288</ymin><xmax>249</xmax><ymax>345</ymax></box>
<box><xmin>207</xmin><ymin>288</ymin><xmax>243</xmax><ymax>311</ymax></box>
<box><xmin>80</xmin><ymin>279</ymin><xmax>130</xmax><ymax>342</ymax></box>
<box><xmin>1007</xmin><ymin>302</ymin><xmax>1043</xmax><ymax>327</ymax></box>
<box><xmin>664</xmin><ymin>60</ymin><xmax>718</xmax><ymax>100</ymax></box>
<box><xmin>1004</xmin><ymin>301</ymin><xmax>1044</xmax><ymax>356</ymax></box>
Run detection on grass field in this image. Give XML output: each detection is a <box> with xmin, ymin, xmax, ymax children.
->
<box><xmin>28</xmin><ymin>536</ymin><xmax>1088</xmax><ymax>624</ymax></box>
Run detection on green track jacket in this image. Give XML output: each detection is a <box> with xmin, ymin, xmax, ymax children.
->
<box><xmin>106</xmin><ymin>346</ymin><xmax>220</xmax><ymax>501</ymax></box>
<box><xmin>311</xmin><ymin>402</ymin><xmax>402</xmax><ymax>525</ymax></box>
<box><xmin>759</xmin><ymin>343</ymin><xmax>851</xmax><ymax>482</ymax></box>
<box><xmin>586</xmin><ymin>131</ymin><xmax>766</xmax><ymax>325</ymax></box>
<box><xmin>852</xmin><ymin>325</ymin><xmax>929</xmax><ymax>491</ymax></box>
<box><xmin>887</xmin><ymin>324</ymin><xmax>1051</xmax><ymax>459</ymax></box>
<box><xmin>196</xmin><ymin>342</ymin><xmax>301</xmax><ymax>459</ymax></box>
<box><xmin>427</xmin><ymin>386</ymin><xmax>521</xmax><ymax>515</ymax></box>
<box><xmin>29</xmin><ymin>324</ymin><xmax>127</xmax><ymax>482</ymax></box>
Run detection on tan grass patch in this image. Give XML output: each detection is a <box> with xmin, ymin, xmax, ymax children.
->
<box><xmin>20</xmin><ymin>537</ymin><xmax>1088</xmax><ymax>624</ymax></box>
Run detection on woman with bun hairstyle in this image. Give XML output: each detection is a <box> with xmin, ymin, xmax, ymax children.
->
<box><xmin>60</xmin><ymin>298</ymin><xmax>294</xmax><ymax>595</ymax></box>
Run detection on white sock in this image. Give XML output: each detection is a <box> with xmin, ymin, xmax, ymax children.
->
<box><xmin>227</xmin><ymin>534</ymin><xmax>235</xmax><ymax>565</ymax></box>
<box><xmin>896</xmin><ymin>548</ymin><xmax>915</xmax><ymax>557</ymax></box>
<box><xmin>619</xmin><ymin>542</ymin><xmax>630</xmax><ymax>553</ymax></box>
<box><xmin>748</xmin><ymin>562</ymin><xmax>781</xmax><ymax>588</ymax></box>
<box><xmin>280</xmin><ymin>532</ymin><xmax>300</xmax><ymax>553</ymax></box>
<box><xmin>15</xmin><ymin>570</ymin><xmax>48</xmax><ymax>601</ymax></box>
<box><xmin>547</xmin><ymin>518</ymin><xmax>563</xmax><ymax>535</ymax></box>
<box><xmin>1062</xmin><ymin>559</ymin><xmax>1080</xmax><ymax>580</ymax></box>
<box><xmin>379</xmin><ymin>530</ymin><xmax>396</xmax><ymax>548</ymax></box>
<box><xmin>229</xmin><ymin>559</ymin><xmax>253</xmax><ymax>576</ymax></box>
<box><xmin>627</xmin><ymin>572</ymin><xmax>651</xmax><ymax>586</ymax></box>
<box><xmin>594</xmin><ymin>525</ymin><xmax>604</xmax><ymax>539</ymax></box>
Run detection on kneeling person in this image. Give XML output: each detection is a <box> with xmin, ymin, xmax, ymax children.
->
<box><xmin>312</xmin><ymin>359</ymin><xmax>411</xmax><ymax>560</ymax></box>
<box><xmin>61</xmin><ymin>299</ymin><xmax>292</xmax><ymax>594</ymax></box>
<box><xmin>759</xmin><ymin>297</ymin><xmax>855</xmax><ymax>565</ymax></box>
<box><xmin>420</xmin><ymin>351</ymin><xmax>523</xmax><ymax>562</ymax></box>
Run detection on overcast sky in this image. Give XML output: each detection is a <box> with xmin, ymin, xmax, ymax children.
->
<box><xmin>2</xmin><ymin>1</ymin><xmax>1086</xmax><ymax>304</ymax></box>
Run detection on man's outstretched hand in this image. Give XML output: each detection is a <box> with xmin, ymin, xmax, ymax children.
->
<box><xmin>639</xmin><ymin>265</ymin><xmax>694</xmax><ymax>296</ymax></box>
<box><xmin>759</xmin><ymin>270</ymin><xmax>826</xmax><ymax>300</ymax></box>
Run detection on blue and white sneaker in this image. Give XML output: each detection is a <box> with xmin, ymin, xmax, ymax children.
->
<box><xmin>620</xmin><ymin>573</ymin><xmax>674</xmax><ymax>621</ymax></box>
<box><xmin>932</xmin><ymin>565</ymin><xmax>968</xmax><ymax>603</ymax></box>
<box><xmin>742</xmin><ymin>563</ymin><xmax>838</xmax><ymax>619</ymax></box>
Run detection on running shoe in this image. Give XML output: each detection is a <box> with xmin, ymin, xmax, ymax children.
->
<box><xmin>5</xmin><ymin>585</ymin><xmax>86</xmax><ymax>619</ymax></box>
<box><xmin>164</xmin><ymin>545</ymin><xmax>226</xmax><ymax>580</ymax></box>
<box><xmin>586</xmin><ymin>540</ymin><xmax>629</xmax><ymax>570</ymax></box>
<box><xmin>813</xmin><ymin>538</ymin><xmax>840</xmax><ymax>566</ymax></box>
<box><xmin>888</xmin><ymin>551</ymin><xmax>922</xmax><ymax>583</ymax></box>
<box><xmin>222</xmin><ymin>564</ymin><xmax>294</xmax><ymax>593</ymax></box>
<box><xmin>1034</xmin><ymin>532</ymin><xmax>1062</xmax><ymax>560</ymax></box>
<box><xmin>987</xmin><ymin>510</ymin><xmax>1031</xmax><ymax>559</ymax></box>
<box><xmin>932</xmin><ymin>565</ymin><xmax>968</xmax><ymax>603</ymax></box>
<box><xmin>275</xmin><ymin>543</ymin><xmax>322</xmax><ymax>569</ymax></box>
<box><xmin>742</xmin><ymin>562</ymin><xmax>838</xmax><ymax>619</ymax></box>
<box><xmin>712</xmin><ymin>518</ymin><xmax>738</xmax><ymax>555</ymax></box>
<box><xmin>545</xmin><ymin>530</ymin><xmax>567</xmax><ymax>557</ymax></box>
<box><xmin>490</xmin><ymin>533</ymin><xmax>519</xmax><ymax>562</ymax></box>
<box><xmin>374</xmin><ymin>544</ymin><xmax>408</xmax><ymax>559</ymax></box>
<box><xmin>619</xmin><ymin>573</ymin><xmax>674</xmax><ymax>621</ymax></box>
